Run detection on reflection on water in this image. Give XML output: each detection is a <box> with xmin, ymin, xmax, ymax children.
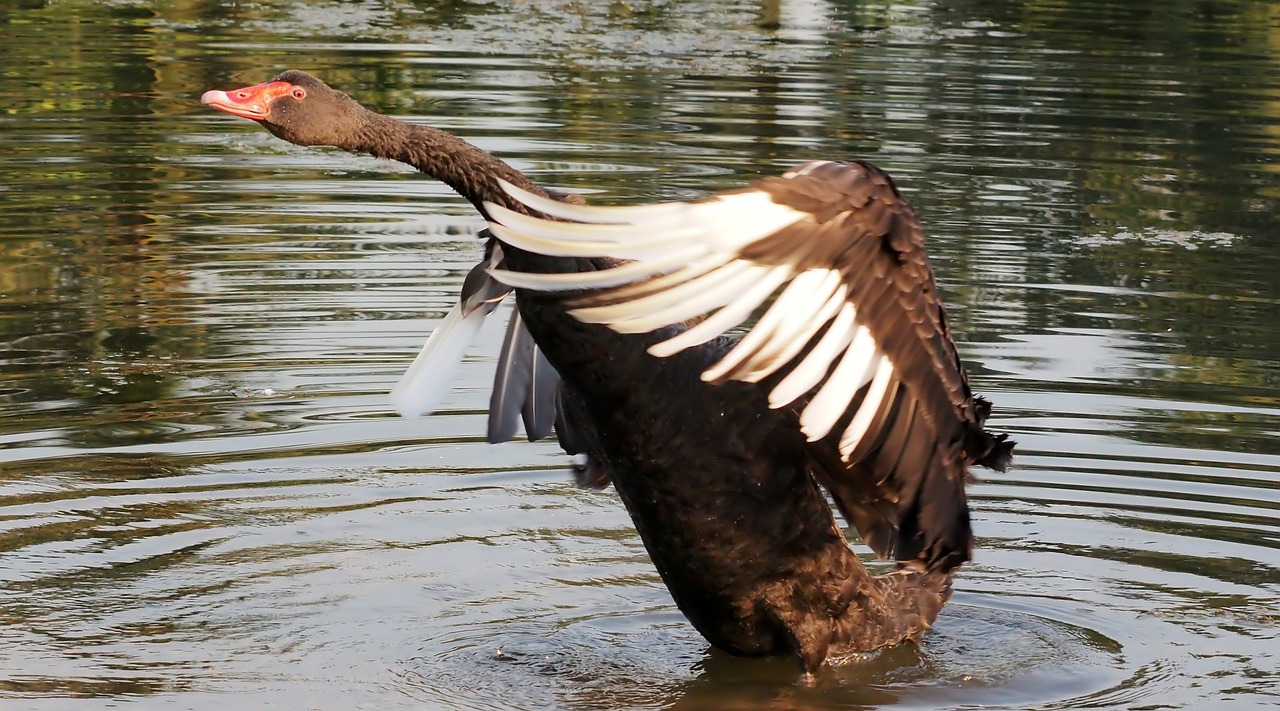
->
<box><xmin>1</xmin><ymin>0</ymin><xmax>1277</xmax><ymax>709</ymax></box>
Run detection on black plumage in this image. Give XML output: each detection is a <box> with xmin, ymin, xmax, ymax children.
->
<box><xmin>202</xmin><ymin>70</ymin><xmax>1013</xmax><ymax>674</ymax></box>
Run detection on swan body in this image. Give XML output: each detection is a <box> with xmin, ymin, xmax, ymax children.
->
<box><xmin>202</xmin><ymin>70</ymin><xmax>1013</xmax><ymax>673</ymax></box>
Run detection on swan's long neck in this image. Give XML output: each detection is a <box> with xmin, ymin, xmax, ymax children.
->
<box><xmin>348</xmin><ymin>109</ymin><xmax>547</xmax><ymax>218</ymax></box>
<box><xmin>340</xmin><ymin>107</ymin><xmax>636</xmax><ymax>393</ymax></box>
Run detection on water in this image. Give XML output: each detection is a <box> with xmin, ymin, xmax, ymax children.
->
<box><xmin>1</xmin><ymin>0</ymin><xmax>1277</xmax><ymax>708</ymax></box>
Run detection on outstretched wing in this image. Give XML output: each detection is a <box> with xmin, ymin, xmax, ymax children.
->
<box><xmin>485</xmin><ymin>160</ymin><xmax>1011</xmax><ymax>570</ymax></box>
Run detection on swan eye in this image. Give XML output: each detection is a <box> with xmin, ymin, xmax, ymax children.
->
<box><xmin>291</xmin><ymin>88</ymin><xmax>306</xmax><ymax>100</ymax></box>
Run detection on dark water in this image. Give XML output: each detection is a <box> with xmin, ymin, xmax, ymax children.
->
<box><xmin>1</xmin><ymin>0</ymin><xmax>1277</xmax><ymax>708</ymax></box>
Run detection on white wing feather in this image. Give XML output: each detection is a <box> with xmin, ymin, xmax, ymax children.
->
<box><xmin>486</xmin><ymin>171</ymin><xmax>897</xmax><ymax>448</ymax></box>
<box><xmin>648</xmin><ymin>265</ymin><xmax>791</xmax><ymax>357</ymax></box>
<box><xmin>838</xmin><ymin>356</ymin><xmax>897</xmax><ymax>457</ymax></box>
<box><xmin>769</xmin><ymin>302</ymin><xmax>857</xmax><ymax>408</ymax></box>
<box><xmin>488</xmin><ymin>244</ymin><xmax>708</xmax><ymax>291</ymax></box>
<box><xmin>389</xmin><ymin>301</ymin><xmax>489</xmax><ymax>418</ymax></box>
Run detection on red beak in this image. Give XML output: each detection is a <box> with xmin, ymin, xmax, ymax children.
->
<box><xmin>201</xmin><ymin>80</ymin><xmax>294</xmax><ymax>120</ymax></box>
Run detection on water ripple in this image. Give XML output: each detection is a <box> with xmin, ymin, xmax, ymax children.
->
<box><xmin>2</xmin><ymin>0</ymin><xmax>1278</xmax><ymax>708</ymax></box>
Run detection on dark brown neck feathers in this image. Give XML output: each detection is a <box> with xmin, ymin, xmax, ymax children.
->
<box><xmin>348</xmin><ymin>108</ymin><xmax>548</xmax><ymax>218</ymax></box>
<box><xmin>334</xmin><ymin>106</ymin><xmax>612</xmax><ymax>279</ymax></box>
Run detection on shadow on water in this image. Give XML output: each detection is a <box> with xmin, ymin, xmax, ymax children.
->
<box><xmin>0</xmin><ymin>0</ymin><xmax>1277</xmax><ymax>709</ymax></box>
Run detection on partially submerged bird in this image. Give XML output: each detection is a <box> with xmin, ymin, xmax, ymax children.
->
<box><xmin>202</xmin><ymin>70</ymin><xmax>1013</xmax><ymax>674</ymax></box>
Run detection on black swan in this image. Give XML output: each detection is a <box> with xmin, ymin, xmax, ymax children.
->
<box><xmin>201</xmin><ymin>70</ymin><xmax>1013</xmax><ymax>674</ymax></box>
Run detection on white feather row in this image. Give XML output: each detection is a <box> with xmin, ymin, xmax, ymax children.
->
<box><xmin>487</xmin><ymin>177</ymin><xmax>897</xmax><ymax>456</ymax></box>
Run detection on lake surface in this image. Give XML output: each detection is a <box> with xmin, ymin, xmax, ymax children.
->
<box><xmin>1</xmin><ymin>0</ymin><xmax>1277</xmax><ymax>708</ymax></box>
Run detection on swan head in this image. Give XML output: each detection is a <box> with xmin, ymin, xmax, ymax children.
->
<box><xmin>201</xmin><ymin>69</ymin><xmax>367</xmax><ymax>148</ymax></box>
